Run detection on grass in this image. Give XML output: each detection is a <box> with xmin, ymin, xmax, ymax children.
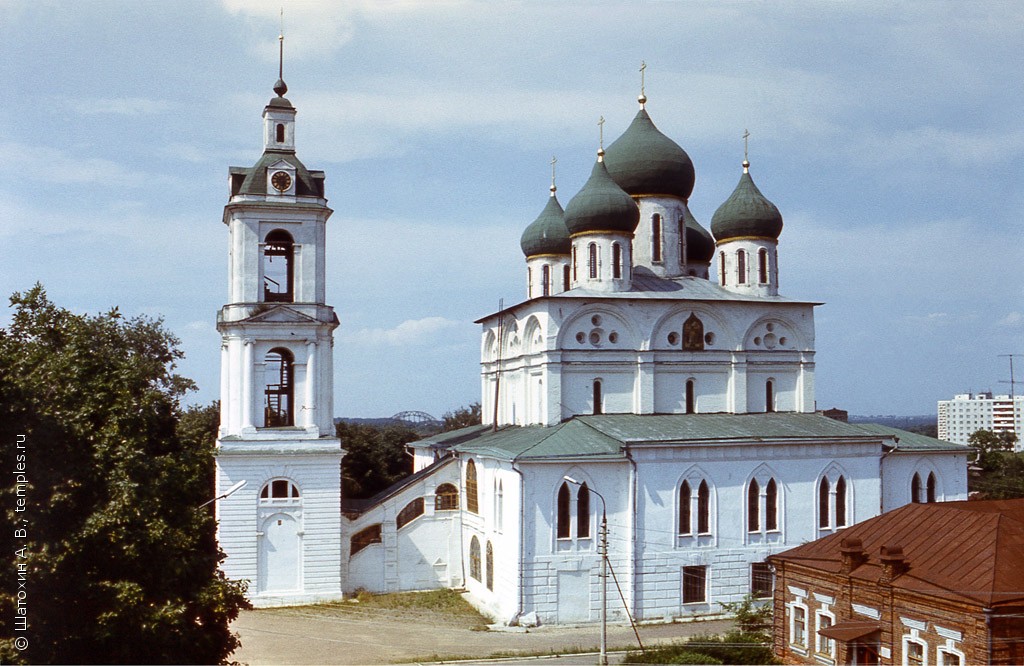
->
<box><xmin>295</xmin><ymin>588</ymin><xmax>492</xmax><ymax>630</ymax></box>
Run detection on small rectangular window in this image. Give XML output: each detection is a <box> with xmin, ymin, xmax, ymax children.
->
<box><xmin>751</xmin><ymin>562</ymin><xmax>773</xmax><ymax>598</ymax></box>
<box><xmin>791</xmin><ymin>605</ymin><xmax>807</xmax><ymax>647</ymax></box>
<box><xmin>682</xmin><ymin>565</ymin><xmax>707</xmax><ymax>604</ymax></box>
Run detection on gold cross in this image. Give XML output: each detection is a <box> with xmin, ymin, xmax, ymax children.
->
<box><xmin>640</xmin><ymin>61</ymin><xmax>647</xmax><ymax>97</ymax></box>
<box><xmin>598</xmin><ymin>116</ymin><xmax>605</xmax><ymax>149</ymax></box>
<box><xmin>550</xmin><ymin>156</ymin><xmax>557</xmax><ymax>190</ymax></box>
<box><xmin>743</xmin><ymin>129</ymin><xmax>750</xmax><ymax>161</ymax></box>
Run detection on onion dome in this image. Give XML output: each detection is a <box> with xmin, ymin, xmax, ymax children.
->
<box><xmin>710</xmin><ymin>161</ymin><xmax>783</xmax><ymax>241</ymax></box>
<box><xmin>683</xmin><ymin>207</ymin><xmax>715</xmax><ymax>263</ymax></box>
<box><xmin>603</xmin><ymin>108</ymin><xmax>695</xmax><ymax>200</ymax></box>
<box><xmin>520</xmin><ymin>191</ymin><xmax>570</xmax><ymax>257</ymax></box>
<box><xmin>564</xmin><ymin>155</ymin><xmax>640</xmax><ymax>236</ymax></box>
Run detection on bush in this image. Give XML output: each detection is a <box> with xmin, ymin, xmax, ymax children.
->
<box><xmin>625</xmin><ymin>632</ymin><xmax>777</xmax><ymax>665</ymax></box>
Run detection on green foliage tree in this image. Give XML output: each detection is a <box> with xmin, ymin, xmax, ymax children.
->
<box><xmin>720</xmin><ymin>593</ymin><xmax>774</xmax><ymax>641</ymax></box>
<box><xmin>0</xmin><ymin>286</ymin><xmax>248</xmax><ymax>664</ymax></box>
<box><xmin>442</xmin><ymin>402</ymin><xmax>482</xmax><ymax>432</ymax></box>
<box><xmin>336</xmin><ymin>421</ymin><xmax>418</xmax><ymax>499</ymax></box>
<box><xmin>968</xmin><ymin>429</ymin><xmax>1024</xmax><ymax>499</ymax></box>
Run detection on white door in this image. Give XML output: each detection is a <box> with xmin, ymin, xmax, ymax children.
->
<box><xmin>259</xmin><ymin>513</ymin><xmax>300</xmax><ymax>592</ymax></box>
<box><xmin>557</xmin><ymin>570</ymin><xmax>590</xmax><ymax>623</ymax></box>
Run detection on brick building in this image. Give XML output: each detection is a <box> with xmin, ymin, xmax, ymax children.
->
<box><xmin>768</xmin><ymin>500</ymin><xmax>1024</xmax><ymax>665</ymax></box>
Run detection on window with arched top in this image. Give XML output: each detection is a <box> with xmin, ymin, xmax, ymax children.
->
<box><xmin>469</xmin><ymin>536</ymin><xmax>481</xmax><ymax>581</ymax></box>
<box><xmin>758</xmin><ymin>248</ymin><xmax>768</xmax><ymax>283</ymax></box>
<box><xmin>541</xmin><ymin>264</ymin><xmax>550</xmax><ymax>296</ymax></box>
<box><xmin>679</xmin><ymin>481</ymin><xmax>692</xmax><ymax>535</ymax></box>
<box><xmin>276</xmin><ymin>123</ymin><xmax>285</xmax><ymax>143</ymax></box>
<box><xmin>766</xmin><ymin>478</ymin><xmax>778</xmax><ymax>531</ymax></box>
<box><xmin>652</xmin><ymin>214</ymin><xmax>662</xmax><ymax>262</ymax></box>
<box><xmin>495</xmin><ymin>480</ymin><xmax>504</xmax><ymax>532</ymax></box>
<box><xmin>719</xmin><ymin>252</ymin><xmax>726</xmax><ymax>286</ymax></box>
<box><xmin>572</xmin><ymin>246</ymin><xmax>577</xmax><ymax>281</ymax></box>
<box><xmin>911</xmin><ymin>472</ymin><xmax>922</xmax><ymax>503</ymax></box>
<box><xmin>465</xmin><ymin>459</ymin><xmax>479</xmax><ymax>514</ymax></box>
<box><xmin>612</xmin><ymin>243</ymin><xmax>622</xmax><ymax>279</ymax></box>
<box><xmin>737</xmin><ymin>249</ymin><xmax>747</xmax><ymax>284</ymax></box>
<box><xmin>683</xmin><ymin>313</ymin><xmax>704</xmax><ymax>351</ymax></box>
<box><xmin>396</xmin><ymin>498</ymin><xmax>425</xmax><ymax>530</ymax></box>
<box><xmin>576</xmin><ymin>483</ymin><xmax>590</xmax><ymax>539</ymax></box>
<box><xmin>557</xmin><ymin>482</ymin><xmax>571</xmax><ymax>539</ymax></box>
<box><xmin>835</xmin><ymin>476</ymin><xmax>847</xmax><ymax>527</ymax></box>
<box><xmin>263</xmin><ymin>229</ymin><xmax>294</xmax><ymax>302</ymax></box>
<box><xmin>563</xmin><ymin>265</ymin><xmax>571</xmax><ymax>291</ymax></box>
<box><xmin>748</xmin><ymin>479</ymin><xmax>760</xmax><ymax>532</ymax></box>
<box><xmin>697</xmin><ymin>480</ymin><xmax>710</xmax><ymax>534</ymax></box>
<box><xmin>588</xmin><ymin>243</ymin><xmax>598</xmax><ymax>279</ymax></box>
<box><xmin>351</xmin><ymin>524</ymin><xmax>382</xmax><ymax>556</ymax></box>
<box><xmin>685</xmin><ymin>379</ymin><xmax>696</xmax><ymax>414</ymax></box>
<box><xmin>765</xmin><ymin>380</ymin><xmax>775</xmax><ymax>413</ymax></box>
<box><xmin>927</xmin><ymin>472</ymin><xmax>936</xmax><ymax>503</ymax></box>
<box><xmin>593</xmin><ymin>379</ymin><xmax>603</xmax><ymax>415</ymax></box>
<box><xmin>260</xmin><ymin>478</ymin><xmax>301</xmax><ymax>503</ymax></box>
<box><xmin>818</xmin><ymin>477</ymin><xmax>830</xmax><ymax>528</ymax></box>
<box><xmin>485</xmin><ymin>541</ymin><xmax>494</xmax><ymax>590</ymax></box>
<box><xmin>748</xmin><ymin>476</ymin><xmax>779</xmax><ymax>533</ymax></box>
<box><xmin>435</xmin><ymin>483</ymin><xmax>459</xmax><ymax>511</ymax></box>
<box><xmin>263</xmin><ymin>348</ymin><xmax>294</xmax><ymax>427</ymax></box>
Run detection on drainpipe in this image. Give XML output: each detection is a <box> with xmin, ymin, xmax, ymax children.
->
<box><xmin>512</xmin><ymin>458</ymin><xmax>526</xmax><ymax>625</ymax></box>
<box><xmin>879</xmin><ymin>437</ymin><xmax>898</xmax><ymax>512</ymax></box>
<box><xmin>625</xmin><ymin>445</ymin><xmax>639</xmax><ymax>620</ymax></box>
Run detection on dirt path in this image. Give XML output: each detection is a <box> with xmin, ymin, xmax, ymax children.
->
<box><xmin>231</xmin><ymin>604</ymin><xmax>732</xmax><ymax>665</ymax></box>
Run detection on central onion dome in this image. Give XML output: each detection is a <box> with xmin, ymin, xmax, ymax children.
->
<box><xmin>603</xmin><ymin>108</ymin><xmax>695</xmax><ymax>200</ymax></box>
<box><xmin>683</xmin><ymin>207</ymin><xmax>715</xmax><ymax>263</ymax></box>
<box><xmin>520</xmin><ymin>191</ymin><xmax>570</xmax><ymax>257</ymax></box>
<box><xmin>710</xmin><ymin>160</ymin><xmax>783</xmax><ymax>241</ymax></box>
<box><xmin>564</xmin><ymin>155</ymin><xmax>640</xmax><ymax>236</ymax></box>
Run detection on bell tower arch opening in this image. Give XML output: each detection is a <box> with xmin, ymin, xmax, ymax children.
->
<box><xmin>263</xmin><ymin>229</ymin><xmax>295</xmax><ymax>302</ymax></box>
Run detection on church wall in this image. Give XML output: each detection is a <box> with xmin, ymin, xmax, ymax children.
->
<box><xmin>652</xmin><ymin>364</ymin><xmax>731</xmax><ymax>414</ymax></box>
<box><xmin>629</xmin><ymin>441</ymin><xmax>883</xmax><ymax>620</ymax></box>
<box><xmin>880</xmin><ymin>451</ymin><xmax>970</xmax><ymax>511</ymax></box>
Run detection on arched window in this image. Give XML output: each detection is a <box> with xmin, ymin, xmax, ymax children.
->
<box><xmin>351</xmin><ymin>524</ymin><xmax>382</xmax><ymax>556</ymax></box>
<box><xmin>263</xmin><ymin>348</ymin><xmax>294</xmax><ymax>427</ymax></box>
<box><xmin>612</xmin><ymin>243</ymin><xmax>622</xmax><ymax>279</ymax></box>
<box><xmin>679</xmin><ymin>481</ymin><xmax>692</xmax><ymax>534</ymax></box>
<box><xmin>766</xmin><ymin>478</ymin><xmax>778</xmax><ymax>531</ymax></box>
<box><xmin>485</xmin><ymin>541</ymin><xmax>494</xmax><ymax>590</ymax></box>
<box><xmin>435</xmin><ymin>483</ymin><xmax>459</xmax><ymax>511</ymax></box>
<box><xmin>557</xmin><ymin>482</ymin><xmax>571</xmax><ymax>539</ymax></box>
<box><xmin>593</xmin><ymin>379</ymin><xmax>603</xmax><ymax>415</ymax></box>
<box><xmin>651</xmin><ymin>214</ymin><xmax>662</xmax><ymax>262</ymax></box>
<box><xmin>469</xmin><ymin>536</ymin><xmax>481</xmax><ymax>581</ymax></box>
<box><xmin>758</xmin><ymin>248</ymin><xmax>768</xmax><ymax>283</ymax></box>
<box><xmin>563</xmin><ymin>265</ymin><xmax>571</xmax><ymax>291</ymax></box>
<box><xmin>396</xmin><ymin>498</ymin><xmax>425</xmax><ymax>529</ymax></box>
<box><xmin>719</xmin><ymin>252</ymin><xmax>726</xmax><ymax>286</ymax></box>
<box><xmin>765</xmin><ymin>380</ymin><xmax>775</xmax><ymax>413</ymax></box>
<box><xmin>577</xmin><ymin>483</ymin><xmax>590</xmax><ymax>538</ymax></box>
<box><xmin>926</xmin><ymin>472</ymin><xmax>936</xmax><ymax>503</ymax></box>
<box><xmin>678</xmin><ymin>216</ymin><xmax>685</xmax><ymax>268</ymax></box>
<box><xmin>819</xmin><ymin>477</ymin><xmax>830</xmax><ymax>528</ymax></box>
<box><xmin>835</xmin><ymin>476</ymin><xmax>847</xmax><ymax>527</ymax></box>
<box><xmin>542</xmin><ymin>264</ymin><xmax>550</xmax><ymax>297</ymax></box>
<box><xmin>737</xmin><ymin>249</ymin><xmax>747</xmax><ymax>284</ymax></box>
<box><xmin>495</xmin><ymin>480</ymin><xmax>504</xmax><ymax>532</ymax></box>
<box><xmin>527</xmin><ymin>267</ymin><xmax>533</xmax><ymax>299</ymax></box>
<box><xmin>260</xmin><ymin>478</ymin><xmax>301</xmax><ymax>503</ymax></box>
<box><xmin>685</xmin><ymin>379</ymin><xmax>695</xmax><ymax>414</ymax></box>
<box><xmin>747</xmin><ymin>479</ymin><xmax>760</xmax><ymax>532</ymax></box>
<box><xmin>276</xmin><ymin>123</ymin><xmax>285</xmax><ymax>143</ymax></box>
<box><xmin>697</xmin><ymin>480</ymin><xmax>710</xmax><ymax>534</ymax></box>
<box><xmin>465</xmin><ymin>460</ymin><xmax>479</xmax><ymax>514</ymax></box>
<box><xmin>588</xmin><ymin>243</ymin><xmax>598</xmax><ymax>279</ymax></box>
<box><xmin>572</xmin><ymin>246</ymin><xmax>577</xmax><ymax>281</ymax></box>
<box><xmin>263</xmin><ymin>229</ymin><xmax>294</xmax><ymax>302</ymax></box>
<box><xmin>911</xmin><ymin>473</ymin><xmax>921</xmax><ymax>503</ymax></box>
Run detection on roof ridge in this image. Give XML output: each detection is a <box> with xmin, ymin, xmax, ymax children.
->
<box><xmin>512</xmin><ymin>421</ymin><xmax>569</xmax><ymax>462</ymax></box>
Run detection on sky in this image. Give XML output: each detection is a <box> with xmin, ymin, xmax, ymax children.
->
<box><xmin>0</xmin><ymin>1</ymin><xmax>1021</xmax><ymax>419</ymax></box>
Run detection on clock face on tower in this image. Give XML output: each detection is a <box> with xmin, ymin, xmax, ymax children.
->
<box><xmin>271</xmin><ymin>170</ymin><xmax>292</xmax><ymax>192</ymax></box>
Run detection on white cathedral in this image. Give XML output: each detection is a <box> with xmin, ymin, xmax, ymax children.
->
<box><xmin>214</xmin><ymin>70</ymin><xmax>970</xmax><ymax>625</ymax></box>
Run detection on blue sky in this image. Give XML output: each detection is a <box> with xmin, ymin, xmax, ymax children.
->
<box><xmin>1</xmin><ymin>1</ymin><xmax>1021</xmax><ymax>418</ymax></box>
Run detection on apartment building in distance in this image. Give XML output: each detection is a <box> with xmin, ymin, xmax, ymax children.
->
<box><xmin>937</xmin><ymin>392</ymin><xmax>1023</xmax><ymax>450</ymax></box>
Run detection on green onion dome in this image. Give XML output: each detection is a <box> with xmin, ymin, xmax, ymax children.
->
<box><xmin>710</xmin><ymin>162</ymin><xmax>783</xmax><ymax>241</ymax></box>
<box><xmin>603</xmin><ymin>108</ymin><xmax>695</xmax><ymax>200</ymax></box>
<box><xmin>564</xmin><ymin>156</ymin><xmax>640</xmax><ymax>236</ymax></box>
<box><xmin>520</xmin><ymin>192</ymin><xmax>570</xmax><ymax>257</ymax></box>
<box><xmin>683</xmin><ymin>207</ymin><xmax>715</xmax><ymax>263</ymax></box>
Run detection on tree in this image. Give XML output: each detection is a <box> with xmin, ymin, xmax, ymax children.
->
<box><xmin>0</xmin><ymin>286</ymin><xmax>248</xmax><ymax>664</ymax></box>
<box><xmin>443</xmin><ymin>402</ymin><xmax>482</xmax><ymax>432</ymax></box>
<box><xmin>336</xmin><ymin>421</ymin><xmax>419</xmax><ymax>499</ymax></box>
<box><xmin>969</xmin><ymin>428</ymin><xmax>1018</xmax><ymax>457</ymax></box>
<box><xmin>969</xmin><ymin>429</ymin><xmax>1024</xmax><ymax>500</ymax></box>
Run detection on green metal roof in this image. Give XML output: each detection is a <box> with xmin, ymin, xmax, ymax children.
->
<box><xmin>852</xmin><ymin>423</ymin><xmax>969</xmax><ymax>452</ymax></box>
<box><xmin>231</xmin><ymin>150</ymin><xmax>325</xmax><ymax>198</ymax></box>
<box><xmin>603</xmin><ymin>108</ymin><xmax>695</xmax><ymax>200</ymax></box>
<box><xmin>418</xmin><ymin>413</ymin><xmax>972</xmax><ymax>462</ymax></box>
<box><xmin>563</xmin><ymin>158</ymin><xmax>640</xmax><ymax>236</ymax></box>
<box><xmin>683</xmin><ymin>206</ymin><xmax>715</xmax><ymax>263</ymax></box>
<box><xmin>710</xmin><ymin>168</ymin><xmax>783</xmax><ymax>241</ymax></box>
<box><xmin>520</xmin><ymin>193</ymin><xmax>570</xmax><ymax>257</ymax></box>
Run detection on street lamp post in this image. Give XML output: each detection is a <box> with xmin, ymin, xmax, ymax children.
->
<box><xmin>564</xmin><ymin>475</ymin><xmax>608</xmax><ymax>666</ymax></box>
<box><xmin>200</xmin><ymin>479</ymin><xmax>247</xmax><ymax>508</ymax></box>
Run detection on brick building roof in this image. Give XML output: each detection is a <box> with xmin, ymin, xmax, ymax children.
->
<box><xmin>770</xmin><ymin>499</ymin><xmax>1024</xmax><ymax>608</ymax></box>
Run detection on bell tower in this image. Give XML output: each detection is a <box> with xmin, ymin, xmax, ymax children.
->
<box><xmin>214</xmin><ymin>38</ymin><xmax>344</xmax><ymax>606</ymax></box>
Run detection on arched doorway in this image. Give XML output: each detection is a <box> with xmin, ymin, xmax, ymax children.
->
<box><xmin>259</xmin><ymin>513</ymin><xmax>301</xmax><ymax>592</ymax></box>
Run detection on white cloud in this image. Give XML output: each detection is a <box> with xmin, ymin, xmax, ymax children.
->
<box><xmin>0</xmin><ymin>141</ymin><xmax>170</xmax><ymax>188</ymax></box>
<box><xmin>70</xmin><ymin>97</ymin><xmax>170</xmax><ymax>116</ymax></box>
<box><xmin>340</xmin><ymin>316</ymin><xmax>466</xmax><ymax>347</ymax></box>
<box><xmin>997</xmin><ymin>312</ymin><xmax>1024</xmax><ymax>328</ymax></box>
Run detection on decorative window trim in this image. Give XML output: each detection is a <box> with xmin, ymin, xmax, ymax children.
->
<box><xmin>853</xmin><ymin>603</ymin><xmax>881</xmax><ymax>620</ymax></box>
<box><xmin>789</xmin><ymin>601</ymin><xmax>809</xmax><ymax>652</ymax></box>
<box><xmin>815</xmin><ymin>609</ymin><xmax>837</xmax><ymax>660</ymax></box>
<box><xmin>259</xmin><ymin>478</ymin><xmax>301</xmax><ymax>504</ymax></box>
<box><xmin>902</xmin><ymin>632</ymin><xmax>927</xmax><ymax>666</ymax></box>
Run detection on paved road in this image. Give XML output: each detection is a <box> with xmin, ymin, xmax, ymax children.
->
<box><xmin>231</xmin><ymin>604</ymin><xmax>732</xmax><ymax>665</ymax></box>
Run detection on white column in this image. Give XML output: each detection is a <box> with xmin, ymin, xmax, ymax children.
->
<box><xmin>219</xmin><ymin>342</ymin><xmax>230</xmax><ymax>434</ymax></box>
<box><xmin>242</xmin><ymin>338</ymin><xmax>254</xmax><ymax>429</ymax></box>
<box><xmin>305</xmin><ymin>340</ymin><xmax>317</xmax><ymax>428</ymax></box>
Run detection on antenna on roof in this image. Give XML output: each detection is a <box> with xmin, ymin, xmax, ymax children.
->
<box><xmin>999</xmin><ymin>354</ymin><xmax>1020</xmax><ymax>398</ymax></box>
